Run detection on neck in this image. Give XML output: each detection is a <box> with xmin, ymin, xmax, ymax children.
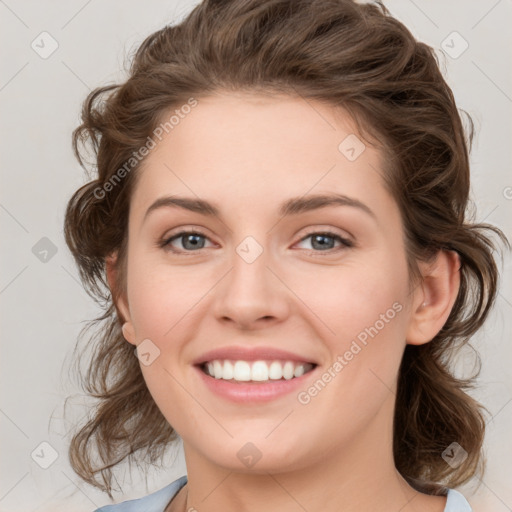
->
<box><xmin>169</xmin><ymin>394</ymin><xmax>445</xmax><ymax>512</ymax></box>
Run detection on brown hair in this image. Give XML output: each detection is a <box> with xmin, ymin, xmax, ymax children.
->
<box><xmin>64</xmin><ymin>0</ymin><xmax>508</xmax><ymax>498</ymax></box>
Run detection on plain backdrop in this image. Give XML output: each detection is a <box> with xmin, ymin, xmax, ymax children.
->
<box><xmin>1</xmin><ymin>1</ymin><xmax>511</xmax><ymax>511</ymax></box>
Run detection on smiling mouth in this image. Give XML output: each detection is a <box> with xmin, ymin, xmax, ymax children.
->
<box><xmin>198</xmin><ymin>359</ymin><xmax>317</xmax><ymax>383</ymax></box>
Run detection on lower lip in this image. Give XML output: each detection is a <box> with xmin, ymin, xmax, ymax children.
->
<box><xmin>194</xmin><ymin>365</ymin><xmax>318</xmax><ymax>403</ymax></box>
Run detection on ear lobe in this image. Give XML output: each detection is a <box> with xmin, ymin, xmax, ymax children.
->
<box><xmin>121</xmin><ymin>321</ymin><xmax>136</xmax><ymax>345</ymax></box>
<box><xmin>106</xmin><ymin>253</ymin><xmax>136</xmax><ymax>345</ymax></box>
<box><xmin>406</xmin><ymin>250</ymin><xmax>461</xmax><ymax>346</ymax></box>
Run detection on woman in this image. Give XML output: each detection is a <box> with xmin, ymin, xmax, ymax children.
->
<box><xmin>63</xmin><ymin>0</ymin><xmax>507</xmax><ymax>511</ymax></box>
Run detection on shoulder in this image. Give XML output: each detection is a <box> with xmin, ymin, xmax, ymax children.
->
<box><xmin>92</xmin><ymin>475</ymin><xmax>188</xmax><ymax>512</ymax></box>
<box><xmin>444</xmin><ymin>488</ymin><xmax>473</xmax><ymax>512</ymax></box>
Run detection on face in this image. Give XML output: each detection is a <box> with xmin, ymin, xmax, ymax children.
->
<box><xmin>115</xmin><ymin>91</ymin><xmax>421</xmax><ymax>474</ymax></box>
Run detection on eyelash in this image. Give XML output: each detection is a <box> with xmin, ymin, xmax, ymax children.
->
<box><xmin>158</xmin><ymin>229</ymin><xmax>354</xmax><ymax>255</ymax></box>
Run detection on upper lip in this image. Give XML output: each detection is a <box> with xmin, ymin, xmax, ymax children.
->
<box><xmin>192</xmin><ymin>346</ymin><xmax>318</xmax><ymax>365</ymax></box>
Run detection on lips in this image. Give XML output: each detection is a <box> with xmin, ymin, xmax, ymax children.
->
<box><xmin>192</xmin><ymin>345</ymin><xmax>319</xmax><ymax>366</ymax></box>
<box><xmin>193</xmin><ymin>361</ymin><xmax>320</xmax><ymax>402</ymax></box>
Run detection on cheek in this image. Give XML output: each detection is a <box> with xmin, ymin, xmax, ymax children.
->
<box><xmin>299</xmin><ymin>250</ymin><xmax>411</xmax><ymax>395</ymax></box>
<box><xmin>294</xmin><ymin>254</ymin><xmax>409</xmax><ymax>342</ymax></box>
<box><xmin>126</xmin><ymin>255</ymin><xmax>214</xmax><ymax>340</ymax></box>
<box><xmin>290</xmin><ymin>266</ymin><xmax>409</xmax><ymax>434</ymax></box>
<box><xmin>124</xmin><ymin>258</ymin><xmax>212</xmax><ymax>430</ymax></box>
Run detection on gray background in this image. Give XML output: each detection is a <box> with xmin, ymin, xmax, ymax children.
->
<box><xmin>0</xmin><ymin>1</ymin><xmax>511</xmax><ymax>511</ymax></box>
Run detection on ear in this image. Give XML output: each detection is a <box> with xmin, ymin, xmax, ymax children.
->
<box><xmin>406</xmin><ymin>250</ymin><xmax>461</xmax><ymax>345</ymax></box>
<box><xmin>106</xmin><ymin>253</ymin><xmax>136</xmax><ymax>346</ymax></box>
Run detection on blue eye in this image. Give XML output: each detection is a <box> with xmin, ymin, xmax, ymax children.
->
<box><xmin>160</xmin><ymin>230</ymin><xmax>353</xmax><ymax>255</ymax></box>
<box><xmin>296</xmin><ymin>231</ymin><xmax>353</xmax><ymax>252</ymax></box>
<box><xmin>161</xmin><ymin>231</ymin><xmax>212</xmax><ymax>252</ymax></box>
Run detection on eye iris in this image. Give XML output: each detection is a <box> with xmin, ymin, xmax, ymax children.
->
<box><xmin>182</xmin><ymin>233</ymin><xmax>204</xmax><ymax>250</ymax></box>
<box><xmin>311</xmin><ymin>234</ymin><xmax>335</xmax><ymax>250</ymax></box>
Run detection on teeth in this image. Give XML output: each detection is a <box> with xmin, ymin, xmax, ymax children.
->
<box><xmin>269</xmin><ymin>361</ymin><xmax>283</xmax><ymax>379</ymax></box>
<box><xmin>250</xmin><ymin>361</ymin><xmax>268</xmax><ymax>381</ymax></box>
<box><xmin>202</xmin><ymin>359</ymin><xmax>315</xmax><ymax>382</ymax></box>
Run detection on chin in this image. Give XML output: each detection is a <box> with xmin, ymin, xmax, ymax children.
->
<box><xmin>200</xmin><ymin>437</ymin><xmax>311</xmax><ymax>473</ymax></box>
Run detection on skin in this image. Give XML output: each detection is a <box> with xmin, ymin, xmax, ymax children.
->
<box><xmin>107</xmin><ymin>91</ymin><xmax>460</xmax><ymax>512</ymax></box>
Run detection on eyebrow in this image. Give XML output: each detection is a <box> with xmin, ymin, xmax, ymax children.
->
<box><xmin>143</xmin><ymin>192</ymin><xmax>376</xmax><ymax>223</ymax></box>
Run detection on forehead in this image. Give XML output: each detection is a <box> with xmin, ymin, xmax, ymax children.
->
<box><xmin>129</xmin><ymin>92</ymin><xmax>396</xmax><ymax>224</ymax></box>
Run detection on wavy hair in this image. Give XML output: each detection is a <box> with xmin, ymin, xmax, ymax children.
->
<box><xmin>63</xmin><ymin>0</ymin><xmax>508</xmax><ymax>498</ymax></box>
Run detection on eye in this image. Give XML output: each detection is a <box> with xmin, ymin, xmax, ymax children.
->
<box><xmin>294</xmin><ymin>230</ymin><xmax>353</xmax><ymax>253</ymax></box>
<box><xmin>159</xmin><ymin>229</ymin><xmax>353</xmax><ymax>255</ymax></box>
<box><xmin>160</xmin><ymin>230</ymin><xmax>214</xmax><ymax>253</ymax></box>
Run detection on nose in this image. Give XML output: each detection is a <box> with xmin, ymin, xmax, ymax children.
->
<box><xmin>212</xmin><ymin>241</ymin><xmax>290</xmax><ymax>331</ymax></box>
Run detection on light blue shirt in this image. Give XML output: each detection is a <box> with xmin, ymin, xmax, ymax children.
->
<box><xmin>92</xmin><ymin>475</ymin><xmax>473</xmax><ymax>511</ymax></box>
